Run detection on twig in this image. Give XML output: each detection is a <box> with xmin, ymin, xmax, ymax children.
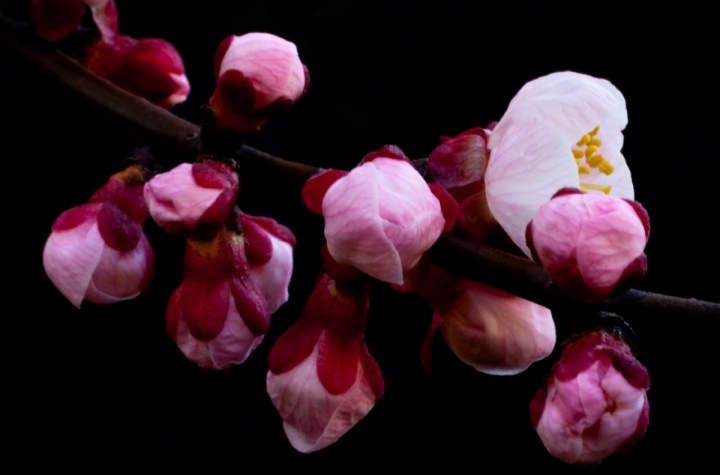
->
<box><xmin>2</xmin><ymin>14</ymin><xmax>717</xmax><ymax>319</ymax></box>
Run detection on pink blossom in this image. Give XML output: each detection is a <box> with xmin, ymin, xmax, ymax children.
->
<box><xmin>144</xmin><ymin>162</ymin><xmax>239</xmax><ymax>234</ymax></box>
<box><xmin>527</xmin><ymin>189</ymin><xmax>649</xmax><ymax>302</ymax></box>
<box><xmin>485</xmin><ymin>72</ymin><xmax>634</xmax><ymax>256</ymax></box>
<box><xmin>208</xmin><ymin>33</ymin><xmax>309</xmax><ymax>133</ymax></box>
<box><xmin>530</xmin><ymin>331</ymin><xmax>650</xmax><ymax>465</ymax></box>
<box><xmin>166</xmin><ymin>228</ymin><xmax>270</xmax><ymax>370</ymax></box>
<box><xmin>419</xmin><ymin>266</ymin><xmax>555</xmax><ymax>375</ymax></box>
<box><xmin>43</xmin><ymin>164</ymin><xmax>154</xmax><ymax>307</ymax></box>
<box><xmin>266</xmin><ymin>273</ymin><xmax>383</xmax><ymax>453</ymax></box>
<box><xmin>321</xmin><ymin>150</ymin><xmax>445</xmax><ymax>284</ymax></box>
<box><xmin>240</xmin><ymin>213</ymin><xmax>296</xmax><ymax>314</ymax></box>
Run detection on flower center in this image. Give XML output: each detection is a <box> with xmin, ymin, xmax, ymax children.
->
<box><xmin>572</xmin><ymin>126</ymin><xmax>614</xmax><ymax>194</ymax></box>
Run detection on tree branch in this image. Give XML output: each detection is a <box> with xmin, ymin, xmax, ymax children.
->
<box><xmin>2</xmin><ymin>14</ymin><xmax>717</xmax><ymax>319</ymax></box>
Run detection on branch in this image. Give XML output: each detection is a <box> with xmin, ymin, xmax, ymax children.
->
<box><xmin>2</xmin><ymin>14</ymin><xmax>717</xmax><ymax>319</ymax></box>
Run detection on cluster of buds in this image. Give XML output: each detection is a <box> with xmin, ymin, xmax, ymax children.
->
<box><xmin>145</xmin><ymin>160</ymin><xmax>294</xmax><ymax>369</ymax></box>
<box><xmin>30</xmin><ymin>0</ymin><xmax>190</xmax><ymax>108</ymax></box>
<box><xmin>43</xmin><ymin>150</ymin><xmax>155</xmax><ymax>307</ymax></box>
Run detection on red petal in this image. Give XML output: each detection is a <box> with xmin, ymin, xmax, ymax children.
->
<box><xmin>359</xmin><ymin>144</ymin><xmax>411</xmax><ymax>165</ymax></box>
<box><xmin>301</xmin><ymin>169</ymin><xmax>348</xmax><ymax>215</ymax></box>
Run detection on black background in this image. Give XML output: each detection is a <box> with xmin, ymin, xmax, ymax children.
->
<box><xmin>2</xmin><ymin>0</ymin><xmax>718</xmax><ymax>471</ymax></box>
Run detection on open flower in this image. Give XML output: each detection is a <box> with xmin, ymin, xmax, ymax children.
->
<box><xmin>530</xmin><ymin>331</ymin><xmax>650</xmax><ymax>465</ymax></box>
<box><xmin>485</xmin><ymin>72</ymin><xmax>634</xmax><ymax>256</ymax></box>
<box><xmin>208</xmin><ymin>33</ymin><xmax>309</xmax><ymax>133</ymax></box>
<box><xmin>527</xmin><ymin>189</ymin><xmax>649</xmax><ymax>302</ymax></box>
<box><xmin>266</xmin><ymin>273</ymin><xmax>383</xmax><ymax>453</ymax></box>
<box><xmin>418</xmin><ymin>265</ymin><xmax>555</xmax><ymax>374</ymax></box>
<box><xmin>315</xmin><ymin>146</ymin><xmax>445</xmax><ymax>285</ymax></box>
<box><xmin>43</xmin><ymin>163</ymin><xmax>154</xmax><ymax>307</ymax></box>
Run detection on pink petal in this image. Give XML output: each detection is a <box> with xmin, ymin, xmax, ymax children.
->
<box><xmin>43</xmin><ymin>214</ymin><xmax>105</xmax><ymax>308</ymax></box>
<box><xmin>248</xmin><ymin>234</ymin><xmax>294</xmax><ymax>314</ymax></box>
<box><xmin>266</xmin><ymin>339</ymin><xmax>377</xmax><ymax>453</ymax></box>
<box><xmin>486</xmin><ymin>115</ymin><xmax>579</xmax><ymax>256</ymax></box>
<box><xmin>441</xmin><ymin>281</ymin><xmax>555</xmax><ymax>375</ymax></box>
<box><xmin>221</xmin><ymin>33</ymin><xmax>306</xmax><ymax>110</ymax></box>
<box><xmin>323</xmin><ymin>162</ymin><xmax>403</xmax><ymax>284</ymax></box>
<box><xmin>576</xmin><ymin>196</ymin><xmax>647</xmax><ymax>295</ymax></box>
<box><xmin>144</xmin><ymin>163</ymin><xmax>224</xmax><ymax>232</ymax></box>
<box><xmin>530</xmin><ymin>195</ymin><xmax>586</xmax><ymax>275</ymax></box>
<box><xmin>85</xmin><ymin>234</ymin><xmax>154</xmax><ymax>303</ymax></box>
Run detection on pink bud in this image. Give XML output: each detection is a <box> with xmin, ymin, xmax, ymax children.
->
<box><xmin>166</xmin><ymin>228</ymin><xmax>270</xmax><ymax>370</ymax></box>
<box><xmin>144</xmin><ymin>162</ymin><xmax>239</xmax><ymax>234</ymax></box>
<box><xmin>43</xmin><ymin>165</ymin><xmax>154</xmax><ymax>307</ymax></box>
<box><xmin>208</xmin><ymin>33</ymin><xmax>309</xmax><ymax>133</ymax></box>
<box><xmin>435</xmin><ymin>270</ymin><xmax>555</xmax><ymax>375</ymax></box>
<box><xmin>428</xmin><ymin>128</ymin><xmax>489</xmax><ymax>191</ymax></box>
<box><xmin>530</xmin><ymin>331</ymin><xmax>650</xmax><ymax>465</ymax></box>
<box><xmin>85</xmin><ymin>35</ymin><xmax>190</xmax><ymax>109</ymax></box>
<box><xmin>240</xmin><ymin>213</ymin><xmax>296</xmax><ymax>314</ymax></box>
<box><xmin>266</xmin><ymin>274</ymin><xmax>383</xmax><ymax>453</ymax></box>
<box><xmin>527</xmin><ymin>189</ymin><xmax>649</xmax><ymax>302</ymax></box>
<box><xmin>322</xmin><ymin>152</ymin><xmax>445</xmax><ymax>284</ymax></box>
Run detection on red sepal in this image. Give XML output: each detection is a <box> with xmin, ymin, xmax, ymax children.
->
<box><xmin>96</xmin><ymin>202</ymin><xmax>142</xmax><ymax>252</ymax></box>
<box><xmin>609</xmin><ymin>253</ymin><xmax>648</xmax><ymax>299</ymax></box>
<box><xmin>51</xmin><ymin>203</ymin><xmax>101</xmax><ymax>232</ymax></box>
<box><xmin>240</xmin><ymin>216</ymin><xmax>274</xmax><ymax>265</ymax></box>
<box><xmin>213</xmin><ymin>35</ymin><xmax>234</xmax><ymax>80</ymax></box>
<box><xmin>240</xmin><ymin>213</ymin><xmax>296</xmax><ymax>247</ymax></box>
<box><xmin>267</xmin><ymin>316</ymin><xmax>324</xmax><ymax>375</ymax></box>
<box><xmin>231</xmin><ymin>274</ymin><xmax>270</xmax><ymax>335</ymax></box>
<box><xmin>359</xmin><ymin>144</ymin><xmax>411</xmax><ymax>165</ymax></box>
<box><xmin>317</xmin><ymin>330</ymin><xmax>361</xmax><ymax>396</ymax></box>
<box><xmin>551</xmin><ymin>187</ymin><xmax>584</xmax><ymax>199</ymax></box>
<box><xmin>302</xmin><ymin>169</ymin><xmax>348</xmax><ymax>215</ymax></box>
<box><xmin>181</xmin><ymin>277</ymin><xmax>230</xmax><ymax>341</ymax></box>
<box><xmin>623</xmin><ymin>199</ymin><xmax>651</xmax><ymax>239</ymax></box>
<box><xmin>321</xmin><ymin>243</ymin><xmax>362</xmax><ymax>281</ymax></box>
<box><xmin>165</xmin><ymin>285</ymin><xmax>183</xmax><ymax>340</ymax></box>
<box><xmin>428</xmin><ymin>183</ymin><xmax>459</xmax><ymax>233</ymax></box>
<box><xmin>529</xmin><ymin>383</ymin><xmax>548</xmax><ymax>429</ymax></box>
<box><xmin>420</xmin><ymin>311</ymin><xmax>444</xmax><ymax>374</ymax></box>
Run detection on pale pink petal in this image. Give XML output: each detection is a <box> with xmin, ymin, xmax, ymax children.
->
<box><xmin>441</xmin><ymin>281</ymin><xmax>556</xmax><ymax>375</ymax></box>
<box><xmin>175</xmin><ymin>294</ymin><xmax>263</xmax><ymax>370</ymax></box>
<box><xmin>577</xmin><ymin>365</ymin><xmax>646</xmax><ymax>464</ymax></box>
<box><xmin>43</xmin><ymin>220</ymin><xmax>105</xmax><ymax>308</ymax></box>
<box><xmin>486</xmin><ymin>116</ymin><xmax>579</xmax><ymax>256</ymax></box>
<box><xmin>374</xmin><ymin>158</ymin><xmax>444</xmax><ymax>271</ymax></box>
<box><xmin>536</xmin><ymin>382</ymin><xmax>584</xmax><ymax>464</ymax></box>
<box><xmin>144</xmin><ymin>163</ymin><xmax>223</xmax><ymax>231</ymax></box>
<box><xmin>221</xmin><ymin>33</ymin><xmax>306</xmax><ymax>109</ymax></box>
<box><xmin>248</xmin><ymin>235</ymin><xmax>294</xmax><ymax>314</ymax></box>
<box><xmin>576</xmin><ymin>196</ymin><xmax>646</xmax><ymax>295</ymax></box>
<box><xmin>323</xmin><ymin>162</ymin><xmax>403</xmax><ymax>284</ymax></box>
<box><xmin>86</xmin><ymin>234</ymin><xmax>153</xmax><ymax>303</ymax></box>
<box><xmin>502</xmin><ymin>71</ymin><xmax>619</xmax><ymax>146</ymax></box>
<box><xmin>266</xmin><ymin>339</ymin><xmax>376</xmax><ymax>453</ymax></box>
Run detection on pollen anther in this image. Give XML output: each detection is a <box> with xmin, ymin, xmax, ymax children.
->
<box><xmin>588</xmin><ymin>138</ymin><xmax>602</xmax><ymax>147</ymax></box>
<box><xmin>587</xmin><ymin>154</ymin><xmax>604</xmax><ymax>168</ymax></box>
<box><xmin>577</xmin><ymin>135</ymin><xmax>591</xmax><ymax>146</ymax></box>
<box><xmin>589</xmin><ymin>126</ymin><xmax>600</xmax><ymax>136</ymax></box>
<box><xmin>585</xmin><ymin>145</ymin><xmax>599</xmax><ymax>158</ymax></box>
<box><xmin>572</xmin><ymin>149</ymin><xmax>585</xmax><ymax>159</ymax></box>
<box><xmin>578</xmin><ymin>166</ymin><xmax>591</xmax><ymax>175</ymax></box>
<box><xmin>598</xmin><ymin>161</ymin><xmax>614</xmax><ymax>175</ymax></box>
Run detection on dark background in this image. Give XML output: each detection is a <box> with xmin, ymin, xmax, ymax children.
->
<box><xmin>2</xmin><ymin>0</ymin><xmax>718</xmax><ymax>471</ymax></box>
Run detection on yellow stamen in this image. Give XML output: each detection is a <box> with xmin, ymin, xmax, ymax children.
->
<box><xmin>572</xmin><ymin>149</ymin><xmax>585</xmax><ymax>159</ymax></box>
<box><xmin>587</xmin><ymin>154</ymin><xmax>604</xmax><ymax>168</ymax></box>
<box><xmin>589</xmin><ymin>126</ymin><xmax>600</xmax><ymax>136</ymax></box>
<box><xmin>577</xmin><ymin>134</ymin><xmax>591</xmax><ymax>146</ymax></box>
<box><xmin>578</xmin><ymin>166</ymin><xmax>591</xmax><ymax>175</ymax></box>
<box><xmin>598</xmin><ymin>161</ymin><xmax>615</xmax><ymax>175</ymax></box>
<box><xmin>585</xmin><ymin>145</ymin><xmax>599</xmax><ymax>158</ymax></box>
<box><xmin>588</xmin><ymin>138</ymin><xmax>602</xmax><ymax>147</ymax></box>
<box><xmin>580</xmin><ymin>183</ymin><xmax>612</xmax><ymax>194</ymax></box>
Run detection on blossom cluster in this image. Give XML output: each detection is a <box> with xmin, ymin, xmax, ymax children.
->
<box><xmin>37</xmin><ymin>16</ymin><xmax>653</xmax><ymax>465</ymax></box>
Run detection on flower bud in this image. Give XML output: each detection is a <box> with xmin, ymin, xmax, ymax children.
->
<box><xmin>527</xmin><ymin>189</ymin><xmax>649</xmax><ymax>303</ymax></box>
<box><xmin>43</xmin><ymin>164</ymin><xmax>154</xmax><ymax>307</ymax></box>
<box><xmin>144</xmin><ymin>162</ymin><xmax>239</xmax><ymax>234</ymax></box>
<box><xmin>419</xmin><ymin>266</ymin><xmax>555</xmax><ymax>375</ymax></box>
<box><xmin>267</xmin><ymin>274</ymin><xmax>383</xmax><ymax>453</ymax></box>
<box><xmin>320</xmin><ymin>147</ymin><xmax>445</xmax><ymax>284</ymax></box>
<box><xmin>84</xmin><ymin>35</ymin><xmax>190</xmax><ymax>109</ymax></box>
<box><xmin>530</xmin><ymin>331</ymin><xmax>650</xmax><ymax>465</ymax></box>
<box><xmin>166</xmin><ymin>228</ymin><xmax>270</xmax><ymax>370</ymax></box>
<box><xmin>208</xmin><ymin>33</ymin><xmax>309</xmax><ymax>133</ymax></box>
